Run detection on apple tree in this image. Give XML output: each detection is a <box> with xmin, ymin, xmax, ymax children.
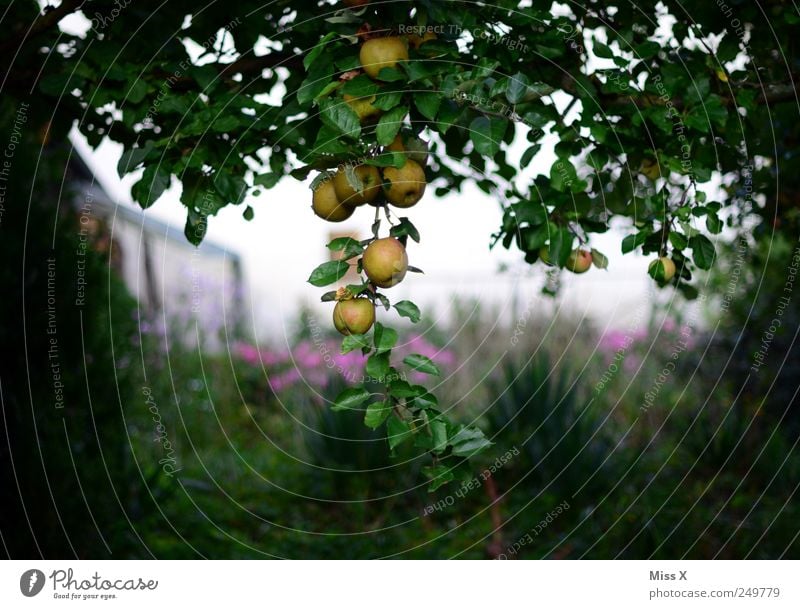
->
<box><xmin>3</xmin><ymin>0</ymin><xmax>797</xmax><ymax>489</ymax></box>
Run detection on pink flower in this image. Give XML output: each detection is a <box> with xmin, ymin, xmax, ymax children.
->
<box><xmin>233</xmin><ymin>341</ymin><xmax>260</xmax><ymax>365</ymax></box>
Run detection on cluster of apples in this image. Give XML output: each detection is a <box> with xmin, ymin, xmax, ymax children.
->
<box><xmin>311</xmin><ymin>146</ymin><xmax>427</xmax><ymax>224</ymax></box>
<box><xmin>315</xmin><ymin>29</ymin><xmax>433</xmax><ymax>335</ymax></box>
<box><xmin>333</xmin><ymin>236</ymin><xmax>409</xmax><ymax>335</ymax></box>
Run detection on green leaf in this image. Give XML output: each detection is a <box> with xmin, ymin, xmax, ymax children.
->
<box><xmin>307</xmin><ymin>260</ymin><xmax>350</xmax><ymax>286</ymax></box>
<box><xmin>414</xmin><ymin>92</ymin><xmax>441</xmax><ymax>120</ymax></box>
<box><xmin>706</xmin><ymin>213</ymin><xmax>723</xmax><ymax>234</ymax></box>
<box><xmin>469</xmin><ymin>116</ymin><xmax>505</xmax><ymax>157</ymax></box>
<box><xmin>304</xmin><ymin>31</ymin><xmax>337</xmax><ymax>70</ymax></box>
<box><xmin>422</xmin><ymin>464</ymin><xmax>455</xmax><ymax>491</ymax></box>
<box><xmin>331</xmin><ymin>386</ymin><xmax>371</xmax><ymax>412</ymax></box>
<box><xmin>548</xmin><ymin>227</ymin><xmax>574</xmax><ymax>266</ymax></box>
<box><xmin>449</xmin><ymin>426</ymin><xmax>492</xmax><ymax>458</ymax></box>
<box><xmin>389</xmin><ymin>217</ymin><xmax>420</xmax><ymax>242</ymax></box>
<box><xmin>430</xmin><ymin>419</ymin><xmax>448</xmax><ymax>454</ymax></box>
<box><xmin>319</xmin><ymin>98</ymin><xmax>361</xmax><ymax>139</ymax></box>
<box><xmin>131</xmin><ymin>164</ymin><xmax>170</xmax><ymax>209</ymax></box>
<box><xmin>376</xmin><ymin>106</ymin><xmax>407</xmax><ymax>146</ymax></box>
<box><xmin>375</xmin><ymin>67</ymin><xmax>406</xmax><ymax>82</ymax></box>
<box><xmin>341</xmin><ymin>75</ymin><xmax>379</xmax><ymax>97</ymax></box>
<box><xmin>413</xmin><ymin>392</ymin><xmax>439</xmax><ymax>410</ymax></box>
<box><xmin>243</xmin><ymin>205</ymin><xmax>254</xmax><ymax>221</ymax></box>
<box><xmin>364</xmin><ymin>400</ymin><xmax>392</xmax><ymax>429</ymax></box>
<box><xmin>366</xmin><ymin>152</ymin><xmax>407</xmax><ymax>168</ymax></box>
<box><xmin>622</xmin><ymin>230</ymin><xmax>651</xmax><ymax>254</ymax></box>
<box><xmin>366</xmin><ymin>352</ymin><xmax>391</xmax><ymax>379</ymax></box>
<box><xmin>184</xmin><ymin>208</ymin><xmax>208</xmax><ymax>246</ymax></box>
<box><xmin>690</xmin><ymin>234</ymin><xmax>716</xmax><ymax>270</ymax></box>
<box><xmin>388</xmin><ymin>379</ymin><xmax>424</xmax><ymax>399</ymax></box>
<box><xmin>341</xmin><ymin>333</ymin><xmax>370</xmax><ymax>354</ymax></box>
<box><xmin>393</xmin><ymin>300</ymin><xmax>421</xmax><ymax>323</ymax></box>
<box><xmin>327</xmin><ymin>236</ymin><xmax>364</xmax><ymax>259</ymax></box>
<box><xmin>373</xmin><ymin>322</ymin><xmax>398</xmax><ymax>354</ymax></box>
<box><xmin>593</xmin><ymin>40</ymin><xmax>614</xmax><ymax>59</ymax></box>
<box><xmin>505</xmin><ymin>72</ymin><xmax>530</xmax><ymax>104</ymax></box>
<box><xmin>387</xmin><ymin>416</ymin><xmax>412</xmax><ymax>450</ymax></box>
<box><xmin>372</xmin><ymin>90</ymin><xmax>404</xmax><ymax>111</ymax></box>
<box><xmin>212</xmin><ymin>115</ymin><xmax>239</xmax><ymax>132</ymax></box>
<box><xmin>254</xmin><ymin>172</ymin><xmax>281</xmax><ymax>188</ymax></box>
<box><xmin>669</xmin><ymin>231</ymin><xmax>688</xmax><ymax>250</ymax></box>
<box><xmin>403</xmin><ymin>354</ymin><xmax>441</xmax><ymax>376</ymax></box>
<box><xmin>590</xmin><ymin>248</ymin><xmax>609</xmax><ymax>270</ymax></box>
<box><xmin>117</xmin><ymin>140</ymin><xmax>154</xmax><ymax>177</ymax></box>
<box><xmin>550</xmin><ymin>159</ymin><xmax>579</xmax><ymax>193</ymax></box>
<box><xmin>436</xmin><ymin>101</ymin><xmax>463</xmax><ymax>133</ymax></box>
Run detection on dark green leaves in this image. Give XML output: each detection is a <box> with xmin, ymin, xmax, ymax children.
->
<box><xmin>331</xmin><ymin>387</ymin><xmax>371</xmax><ymax>412</ymax></box>
<box><xmin>341</xmin><ymin>333</ymin><xmax>370</xmax><ymax>354</ymax></box>
<box><xmin>327</xmin><ymin>236</ymin><xmax>364</xmax><ymax>259</ymax></box>
<box><xmin>690</xmin><ymin>234</ymin><xmax>716</xmax><ymax>270</ymax></box>
<box><xmin>387</xmin><ymin>417</ymin><xmax>412</xmax><ymax>450</ymax></box>
<box><xmin>469</xmin><ymin>116</ymin><xmax>506</xmax><ymax>157</ymax></box>
<box><xmin>366</xmin><ymin>352</ymin><xmax>391</xmax><ymax>379</ymax></box>
<box><xmin>393</xmin><ymin>300</ymin><xmax>421</xmax><ymax>323</ymax></box>
<box><xmin>364</xmin><ymin>400</ymin><xmax>392</xmax><ymax>429</ymax></box>
<box><xmin>505</xmin><ymin>72</ymin><xmax>530</xmax><ymax>104</ymax></box>
<box><xmin>304</xmin><ymin>33</ymin><xmax>334</xmax><ymax>69</ymax></box>
<box><xmin>319</xmin><ymin>98</ymin><xmax>360</xmax><ymax>139</ymax></box>
<box><xmin>308</xmin><ymin>260</ymin><xmax>350</xmax><ymax>286</ymax></box>
<box><xmin>131</xmin><ymin>164</ymin><xmax>170</xmax><ymax>208</ymax></box>
<box><xmin>403</xmin><ymin>354</ymin><xmax>441</xmax><ymax>376</ymax></box>
<box><xmin>449</xmin><ymin>426</ymin><xmax>492</xmax><ymax>458</ymax></box>
<box><xmin>389</xmin><ymin>217</ymin><xmax>420</xmax><ymax>242</ymax></box>
<box><xmin>376</xmin><ymin>106</ymin><xmax>407</xmax><ymax>146</ymax></box>
<box><xmin>414</xmin><ymin>92</ymin><xmax>442</xmax><ymax>120</ymax></box>
<box><xmin>422</xmin><ymin>464</ymin><xmax>455</xmax><ymax>491</ymax></box>
<box><xmin>118</xmin><ymin>140</ymin><xmax>154</xmax><ymax>177</ymax></box>
<box><xmin>373</xmin><ymin>322</ymin><xmax>398</xmax><ymax>354</ymax></box>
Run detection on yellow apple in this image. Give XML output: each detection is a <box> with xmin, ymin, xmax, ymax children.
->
<box><xmin>566</xmin><ymin>248</ymin><xmax>593</xmax><ymax>273</ymax></box>
<box><xmin>382</xmin><ymin>159</ymin><xmax>426</xmax><ymax>208</ymax></box>
<box><xmin>362</xmin><ymin>237</ymin><xmax>409</xmax><ymax>288</ymax></box>
<box><xmin>311</xmin><ymin>179</ymin><xmax>354</xmax><ymax>222</ymax></box>
<box><xmin>359</xmin><ymin>37</ymin><xmax>408</xmax><ymax>79</ymax></box>
<box><xmin>387</xmin><ymin>133</ymin><xmax>429</xmax><ymax>165</ymax></box>
<box><xmin>344</xmin><ymin>93</ymin><xmax>382</xmax><ymax>122</ymax></box>
<box><xmin>332</xmin><ymin>164</ymin><xmax>381</xmax><ymax>206</ymax></box>
<box><xmin>333</xmin><ymin>298</ymin><xmax>375</xmax><ymax>335</ymax></box>
<box><xmin>648</xmin><ymin>256</ymin><xmax>676</xmax><ymax>282</ymax></box>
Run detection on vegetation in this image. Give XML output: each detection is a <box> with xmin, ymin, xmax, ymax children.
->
<box><xmin>1</xmin><ymin>0</ymin><xmax>798</xmax><ymax>557</ymax></box>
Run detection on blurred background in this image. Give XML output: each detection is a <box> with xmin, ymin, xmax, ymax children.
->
<box><xmin>2</xmin><ymin>130</ymin><xmax>798</xmax><ymax>559</ymax></box>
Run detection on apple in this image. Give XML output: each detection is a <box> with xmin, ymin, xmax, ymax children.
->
<box><xmin>333</xmin><ymin>298</ymin><xmax>375</xmax><ymax>335</ymax></box>
<box><xmin>333</xmin><ymin>164</ymin><xmax>381</xmax><ymax>206</ymax></box>
<box><xmin>344</xmin><ymin>0</ymin><xmax>369</xmax><ymax>6</ymax></box>
<box><xmin>640</xmin><ymin>157</ymin><xmax>663</xmax><ymax>181</ymax></box>
<box><xmin>566</xmin><ymin>248</ymin><xmax>592</xmax><ymax>273</ymax></box>
<box><xmin>362</xmin><ymin>237</ymin><xmax>408</xmax><ymax>288</ymax></box>
<box><xmin>382</xmin><ymin>159</ymin><xmax>426</xmax><ymax>208</ymax></box>
<box><xmin>344</xmin><ymin>93</ymin><xmax>382</xmax><ymax>122</ymax></box>
<box><xmin>312</xmin><ymin>180</ymin><xmax>354</xmax><ymax>222</ymax></box>
<box><xmin>648</xmin><ymin>256</ymin><xmax>676</xmax><ymax>282</ymax></box>
<box><xmin>387</xmin><ymin>133</ymin><xmax>429</xmax><ymax>165</ymax></box>
<box><xmin>359</xmin><ymin>37</ymin><xmax>408</xmax><ymax>79</ymax></box>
